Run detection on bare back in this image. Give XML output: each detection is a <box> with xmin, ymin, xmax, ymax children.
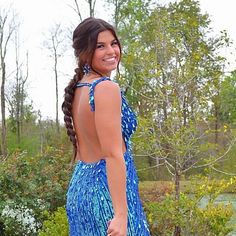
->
<box><xmin>72</xmin><ymin>78</ymin><xmax>126</xmax><ymax>163</ymax></box>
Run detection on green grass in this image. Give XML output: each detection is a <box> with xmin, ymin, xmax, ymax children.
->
<box><xmin>7</xmin><ymin>130</ymin><xmax>41</xmax><ymax>155</ymax></box>
<box><xmin>139</xmin><ymin>180</ymin><xmax>236</xmax><ymax>194</ymax></box>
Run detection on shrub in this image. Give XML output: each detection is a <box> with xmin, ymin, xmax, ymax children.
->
<box><xmin>39</xmin><ymin>207</ymin><xmax>68</xmax><ymax>236</ymax></box>
<box><xmin>145</xmin><ymin>176</ymin><xmax>236</xmax><ymax>235</ymax></box>
<box><xmin>145</xmin><ymin>194</ymin><xmax>233</xmax><ymax>236</ymax></box>
<box><xmin>0</xmin><ymin>148</ymin><xmax>71</xmax><ymax>235</ymax></box>
<box><xmin>38</xmin><ymin>177</ymin><xmax>235</xmax><ymax>236</ymax></box>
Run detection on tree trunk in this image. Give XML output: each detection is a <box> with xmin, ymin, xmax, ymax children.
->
<box><xmin>214</xmin><ymin>100</ymin><xmax>219</xmax><ymax>145</ymax></box>
<box><xmin>155</xmin><ymin>156</ymin><xmax>160</xmax><ymax>179</ymax></box>
<box><xmin>183</xmin><ymin>95</ymin><xmax>187</xmax><ymax>127</ymax></box>
<box><xmin>38</xmin><ymin>111</ymin><xmax>44</xmax><ymax>154</ymax></box>
<box><xmin>1</xmin><ymin>60</ymin><xmax>7</xmax><ymax>157</ymax></box>
<box><xmin>73</xmin><ymin>0</ymin><xmax>83</xmax><ymax>21</ymax></box>
<box><xmin>15</xmin><ymin>42</ymin><xmax>21</xmax><ymax>145</ymax></box>
<box><xmin>16</xmin><ymin>89</ymin><xmax>20</xmax><ymax>145</ymax></box>
<box><xmin>54</xmin><ymin>52</ymin><xmax>60</xmax><ymax>134</ymax></box>
<box><xmin>174</xmin><ymin>226</ymin><xmax>181</xmax><ymax>236</ymax></box>
<box><xmin>20</xmin><ymin>84</ymin><xmax>24</xmax><ymax>136</ymax></box>
<box><xmin>20</xmin><ymin>52</ymin><xmax>29</xmax><ymax>136</ymax></box>
<box><xmin>0</xmin><ymin>6</ymin><xmax>16</xmax><ymax>158</ymax></box>
<box><xmin>174</xmin><ymin>169</ymin><xmax>181</xmax><ymax>236</ymax></box>
<box><xmin>88</xmin><ymin>0</ymin><xmax>96</xmax><ymax>17</ymax></box>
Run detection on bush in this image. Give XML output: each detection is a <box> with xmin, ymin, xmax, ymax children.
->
<box><xmin>39</xmin><ymin>207</ymin><xmax>68</xmax><ymax>236</ymax></box>
<box><xmin>145</xmin><ymin>176</ymin><xmax>236</xmax><ymax>235</ymax></box>
<box><xmin>1</xmin><ymin>149</ymin><xmax>235</xmax><ymax>236</ymax></box>
<box><xmin>145</xmin><ymin>194</ymin><xmax>233</xmax><ymax>236</ymax></box>
<box><xmin>0</xmin><ymin>148</ymin><xmax>71</xmax><ymax>235</ymax></box>
<box><xmin>0</xmin><ymin>203</ymin><xmax>40</xmax><ymax>236</ymax></box>
<box><xmin>38</xmin><ymin>178</ymin><xmax>235</xmax><ymax>236</ymax></box>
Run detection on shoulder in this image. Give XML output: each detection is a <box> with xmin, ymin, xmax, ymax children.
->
<box><xmin>94</xmin><ymin>79</ymin><xmax>121</xmax><ymax>107</ymax></box>
<box><xmin>94</xmin><ymin>79</ymin><xmax>121</xmax><ymax>97</ymax></box>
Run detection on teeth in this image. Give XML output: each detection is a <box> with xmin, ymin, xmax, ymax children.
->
<box><xmin>104</xmin><ymin>57</ymin><xmax>116</xmax><ymax>62</ymax></box>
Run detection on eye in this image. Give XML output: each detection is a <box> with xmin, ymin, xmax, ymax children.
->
<box><xmin>96</xmin><ymin>44</ymin><xmax>104</xmax><ymax>49</ymax></box>
<box><xmin>112</xmin><ymin>40</ymin><xmax>118</xmax><ymax>46</ymax></box>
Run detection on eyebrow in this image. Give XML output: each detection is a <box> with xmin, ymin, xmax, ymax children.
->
<box><xmin>96</xmin><ymin>39</ymin><xmax>117</xmax><ymax>44</ymax></box>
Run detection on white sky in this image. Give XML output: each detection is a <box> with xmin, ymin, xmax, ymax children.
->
<box><xmin>0</xmin><ymin>0</ymin><xmax>236</xmax><ymax>122</ymax></box>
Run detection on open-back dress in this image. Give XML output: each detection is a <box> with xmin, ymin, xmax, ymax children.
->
<box><xmin>66</xmin><ymin>77</ymin><xmax>150</xmax><ymax>236</ymax></box>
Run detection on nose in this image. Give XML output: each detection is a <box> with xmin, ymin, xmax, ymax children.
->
<box><xmin>106</xmin><ymin>44</ymin><xmax>115</xmax><ymax>54</ymax></box>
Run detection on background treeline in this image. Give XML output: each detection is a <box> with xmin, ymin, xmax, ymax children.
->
<box><xmin>0</xmin><ymin>0</ymin><xmax>236</xmax><ymax>235</ymax></box>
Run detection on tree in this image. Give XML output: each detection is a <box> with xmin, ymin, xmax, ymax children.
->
<box><xmin>108</xmin><ymin>0</ymin><xmax>234</xmax><ymax>234</ymax></box>
<box><xmin>6</xmin><ymin>29</ymin><xmax>29</xmax><ymax>145</ymax></box>
<box><xmin>0</xmin><ymin>6</ymin><xmax>18</xmax><ymax>157</ymax></box>
<box><xmin>70</xmin><ymin>0</ymin><xmax>97</xmax><ymax>20</ymax></box>
<box><xmin>104</xmin><ymin>0</ymin><xmax>128</xmax><ymax>28</ymax></box>
<box><xmin>43</xmin><ymin>23</ymin><xmax>66</xmax><ymax>134</ymax></box>
<box><xmin>218</xmin><ymin>70</ymin><xmax>236</xmax><ymax>124</ymax></box>
<box><xmin>142</xmin><ymin>1</ymin><xmax>233</xmax><ymax>234</ymax></box>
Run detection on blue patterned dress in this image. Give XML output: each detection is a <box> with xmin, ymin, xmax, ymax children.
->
<box><xmin>66</xmin><ymin>77</ymin><xmax>150</xmax><ymax>236</ymax></box>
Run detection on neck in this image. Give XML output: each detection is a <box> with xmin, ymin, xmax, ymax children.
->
<box><xmin>89</xmin><ymin>70</ymin><xmax>111</xmax><ymax>78</ymax></box>
<box><xmin>83</xmin><ymin>72</ymin><xmax>110</xmax><ymax>82</ymax></box>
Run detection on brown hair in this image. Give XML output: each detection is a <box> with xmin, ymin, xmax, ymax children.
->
<box><xmin>62</xmin><ymin>17</ymin><xmax>121</xmax><ymax>164</ymax></box>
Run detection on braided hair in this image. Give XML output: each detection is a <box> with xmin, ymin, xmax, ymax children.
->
<box><xmin>62</xmin><ymin>17</ymin><xmax>121</xmax><ymax>164</ymax></box>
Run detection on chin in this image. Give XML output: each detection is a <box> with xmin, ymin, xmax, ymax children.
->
<box><xmin>101</xmin><ymin>67</ymin><xmax>117</xmax><ymax>75</ymax></box>
<box><xmin>109</xmin><ymin>64</ymin><xmax>118</xmax><ymax>71</ymax></box>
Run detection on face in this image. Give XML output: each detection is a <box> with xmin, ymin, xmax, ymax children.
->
<box><xmin>91</xmin><ymin>30</ymin><xmax>120</xmax><ymax>77</ymax></box>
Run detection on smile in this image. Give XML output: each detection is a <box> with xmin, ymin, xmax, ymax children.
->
<box><xmin>103</xmin><ymin>57</ymin><xmax>116</xmax><ymax>62</ymax></box>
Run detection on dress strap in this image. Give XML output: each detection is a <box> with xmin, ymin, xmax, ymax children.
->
<box><xmin>89</xmin><ymin>77</ymin><xmax>111</xmax><ymax>111</ymax></box>
<box><xmin>76</xmin><ymin>82</ymin><xmax>91</xmax><ymax>88</ymax></box>
<box><xmin>76</xmin><ymin>77</ymin><xmax>111</xmax><ymax>112</ymax></box>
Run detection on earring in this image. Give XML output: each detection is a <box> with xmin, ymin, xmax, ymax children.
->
<box><xmin>83</xmin><ymin>64</ymin><xmax>91</xmax><ymax>74</ymax></box>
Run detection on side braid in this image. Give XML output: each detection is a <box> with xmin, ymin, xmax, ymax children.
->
<box><xmin>62</xmin><ymin>67</ymin><xmax>83</xmax><ymax>164</ymax></box>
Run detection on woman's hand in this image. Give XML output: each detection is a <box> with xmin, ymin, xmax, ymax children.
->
<box><xmin>107</xmin><ymin>216</ymin><xmax>127</xmax><ymax>236</ymax></box>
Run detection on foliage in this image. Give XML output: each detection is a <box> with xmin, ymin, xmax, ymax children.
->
<box><xmin>7</xmin><ymin>102</ymin><xmax>36</xmax><ymax>134</ymax></box>
<box><xmin>37</xmin><ymin>177</ymin><xmax>236</xmax><ymax>236</ymax></box>
<box><xmin>6</xmin><ymin>117</ymin><xmax>70</xmax><ymax>156</ymax></box>
<box><xmin>208</xmin><ymin>140</ymin><xmax>236</xmax><ymax>179</ymax></box>
<box><xmin>0</xmin><ymin>4</ymin><xmax>19</xmax><ymax>157</ymax></box>
<box><xmin>0</xmin><ymin>147</ymin><xmax>72</xmax><ymax>235</ymax></box>
<box><xmin>145</xmin><ymin>176</ymin><xmax>236</xmax><ymax>235</ymax></box>
<box><xmin>1</xmin><ymin>0</ymin><xmax>236</xmax><ymax>235</ymax></box>
<box><xmin>39</xmin><ymin>207</ymin><xmax>68</xmax><ymax>236</ymax></box>
<box><xmin>137</xmin><ymin>0</ymin><xmax>232</xmax><ymax>177</ymax></box>
<box><xmin>0</xmin><ymin>204</ymin><xmax>38</xmax><ymax>236</ymax></box>
<box><xmin>106</xmin><ymin>0</ymin><xmax>235</xmax><ymax>188</ymax></box>
<box><xmin>146</xmin><ymin>195</ymin><xmax>233</xmax><ymax>236</ymax></box>
<box><xmin>133</xmin><ymin>116</ymin><xmax>166</xmax><ymax>181</ymax></box>
<box><xmin>219</xmin><ymin>71</ymin><xmax>236</xmax><ymax>124</ymax></box>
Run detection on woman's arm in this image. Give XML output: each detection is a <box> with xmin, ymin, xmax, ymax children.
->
<box><xmin>94</xmin><ymin>81</ymin><xmax>127</xmax><ymax>235</ymax></box>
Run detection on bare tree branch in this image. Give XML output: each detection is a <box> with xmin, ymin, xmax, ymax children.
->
<box><xmin>67</xmin><ymin>0</ymin><xmax>83</xmax><ymax>21</ymax></box>
<box><xmin>210</xmin><ymin>166</ymin><xmax>236</xmax><ymax>176</ymax></box>
<box><xmin>137</xmin><ymin>162</ymin><xmax>165</xmax><ymax>172</ymax></box>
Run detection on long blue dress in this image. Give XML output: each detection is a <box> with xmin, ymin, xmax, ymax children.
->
<box><xmin>66</xmin><ymin>77</ymin><xmax>150</xmax><ymax>236</ymax></box>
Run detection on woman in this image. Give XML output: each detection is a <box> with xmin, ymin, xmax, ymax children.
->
<box><xmin>62</xmin><ymin>17</ymin><xmax>150</xmax><ymax>236</ymax></box>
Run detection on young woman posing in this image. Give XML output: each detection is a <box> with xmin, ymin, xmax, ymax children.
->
<box><xmin>62</xmin><ymin>17</ymin><xmax>150</xmax><ymax>236</ymax></box>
